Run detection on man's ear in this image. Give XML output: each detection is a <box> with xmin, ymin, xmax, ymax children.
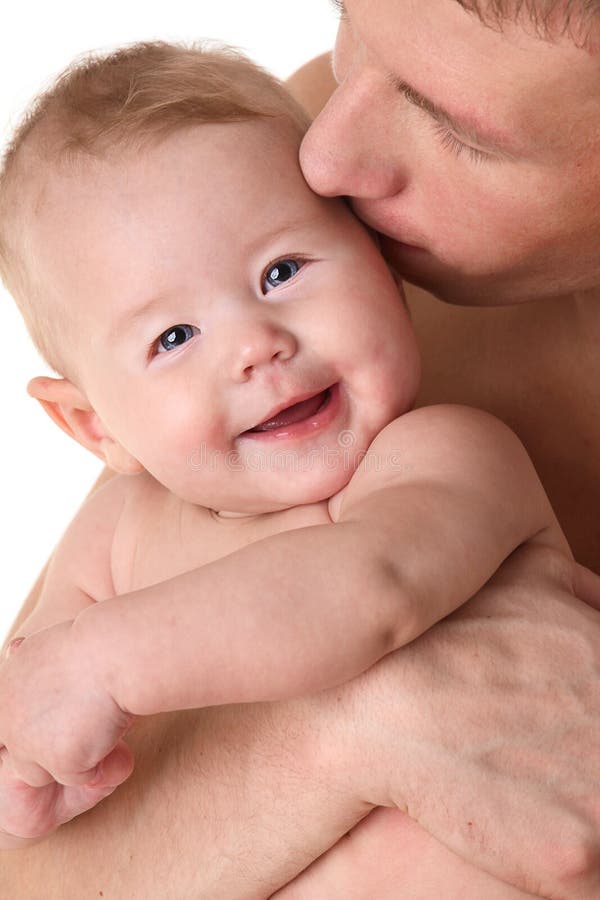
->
<box><xmin>27</xmin><ymin>375</ymin><xmax>144</xmax><ymax>475</ymax></box>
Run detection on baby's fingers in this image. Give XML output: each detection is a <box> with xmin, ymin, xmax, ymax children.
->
<box><xmin>53</xmin><ymin>743</ymin><xmax>135</xmax><ymax>828</ymax></box>
<box><xmin>2</xmin><ymin>748</ymin><xmax>100</xmax><ymax>789</ymax></box>
<box><xmin>0</xmin><ymin>748</ymin><xmax>54</xmax><ymax>788</ymax></box>
<box><xmin>0</xmin><ymin>762</ymin><xmax>83</xmax><ymax>842</ymax></box>
<box><xmin>56</xmin><ymin>766</ymin><xmax>134</xmax><ymax>826</ymax></box>
<box><xmin>83</xmin><ymin>741</ymin><xmax>135</xmax><ymax>788</ymax></box>
<box><xmin>54</xmin><ymin>741</ymin><xmax>134</xmax><ymax>789</ymax></box>
<box><xmin>0</xmin><ymin>743</ymin><xmax>134</xmax><ymax>843</ymax></box>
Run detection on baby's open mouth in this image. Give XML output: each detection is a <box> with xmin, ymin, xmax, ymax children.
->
<box><xmin>245</xmin><ymin>388</ymin><xmax>332</xmax><ymax>433</ymax></box>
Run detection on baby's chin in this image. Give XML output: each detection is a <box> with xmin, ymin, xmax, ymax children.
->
<box><xmin>210</xmin><ymin>468</ymin><xmax>359</xmax><ymax>518</ymax></box>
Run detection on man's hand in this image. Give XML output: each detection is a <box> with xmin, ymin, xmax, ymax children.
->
<box><xmin>0</xmin><ymin>620</ymin><xmax>134</xmax><ymax>795</ymax></box>
<box><xmin>330</xmin><ymin>544</ymin><xmax>600</xmax><ymax>899</ymax></box>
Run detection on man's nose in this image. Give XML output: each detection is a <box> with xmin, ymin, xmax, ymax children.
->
<box><xmin>300</xmin><ymin>70</ymin><xmax>407</xmax><ymax>201</ymax></box>
<box><xmin>227</xmin><ymin>318</ymin><xmax>298</xmax><ymax>383</ymax></box>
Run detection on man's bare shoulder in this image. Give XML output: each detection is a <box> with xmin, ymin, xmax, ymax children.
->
<box><xmin>286</xmin><ymin>52</ymin><xmax>337</xmax><ymax>119</ymax></box>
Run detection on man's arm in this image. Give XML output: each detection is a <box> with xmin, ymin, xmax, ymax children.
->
<box><xmin>2</xmin><ymin>547</ymin><xmax>600</xmax><ymax>899</ymax></box>
<box><xmin>334</xmin><ymin>543</ymin><xmax>600</xmax><ymax>899</ymax></box>
<box><xmin>271</xmin><ymin>807</ymin><xmax>535</xmax><ymax>900</ymax></box>
<box><xmin>0</xmin><ymin>691</ymin><xmax>375</xmax><ymax>899</ymax></box>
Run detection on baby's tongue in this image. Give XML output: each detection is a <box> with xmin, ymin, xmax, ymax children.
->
<box><xmin>253</xmin><ymin>391</ymin><xmax>326</xmax><ymax>432</ymax></box>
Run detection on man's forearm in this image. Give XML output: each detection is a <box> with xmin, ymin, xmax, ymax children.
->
<box><xmin>73</xmin><ymin>521</ymin><xmax>403</xmax><ymax>716</ymax></box>
<box><xmin>0</xmin><ymin>696</ymin><xmax>373</xmax><ymax>899</ymax></box>
<box><xmin>335</xmin><ymin>545</ymin><xmax>600</xmax><ymax>899</ymax></box>
<box><xmin>271</xmin><ymin>808</ymin><xmax>535</xmax><ymax>900</ymax></box>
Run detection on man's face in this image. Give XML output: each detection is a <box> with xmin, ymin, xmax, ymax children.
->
<box><xmin>301</xmin><ymin>0</ymin><xmax>600</xmax><ymax>305</ymax></box>
<box><xmin>30</xmin><ymin>121</ymin><xmax>418</xmax><ymax>515</ymax></box>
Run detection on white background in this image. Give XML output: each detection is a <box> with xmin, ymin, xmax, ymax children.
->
<box><xmin>0</xmin><ymin>1</ymin><xmax>338</xmax><ymax>640</ymax></box>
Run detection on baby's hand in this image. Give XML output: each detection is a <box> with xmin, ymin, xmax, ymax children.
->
<box><xmin>0</xmin><ymin>621</ymin><xmax>134</xmax><ymax>793</ymax></box>
<box><xmin>0</xmin><ymin>739</ymin><xmax>133</xmax><ymax>848</ymax></box>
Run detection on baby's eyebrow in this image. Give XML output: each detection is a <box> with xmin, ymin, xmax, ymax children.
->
<box><xmin>244</xmin><ymin>216</ymin><xmax>321</xmax><ymax>256</ymax></box>
<box><xmin>108</xmin><ymin>290</ymin><xmax>173</xmax><ymax>342</ymax></box>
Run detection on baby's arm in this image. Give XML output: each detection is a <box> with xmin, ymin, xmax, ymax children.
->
<box><xmin>0</xmin><ymin>405</ymin><xmax>566</xmax><ymax>796</ymax></box>
<box><xmin>71</xmin><ymin>404</ymin><xmax>566</xmax><ymax>715</ymax></box>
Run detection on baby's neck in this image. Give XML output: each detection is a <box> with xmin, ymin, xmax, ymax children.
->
<box><xmin>211</xmin><ymin>508</ymin><xmax>257</xmax><ymax>519</ymax></box>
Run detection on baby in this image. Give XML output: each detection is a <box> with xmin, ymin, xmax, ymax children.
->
<box><xmin>0</xmin><ymin>41</ymin><xmax>567</xmax><ymax>848</ymax></box>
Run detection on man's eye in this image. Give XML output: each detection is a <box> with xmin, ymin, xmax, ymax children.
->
<box><xmin>432</xmin><ymin>123</ymin><xmax>490</xmax><ymax>165</ymax></box>
<box><xmin>395</xmin><ymin>81</ymin><xmax>492</xmax><ymax>165</ymax></box>
<box><xmin>156</xmin><ymin>323</ymin><xmax>200</xmax><ymax>354</ymax></box>
<box><xmin>262</xmin><ymin>258</ymin><xmax>302</xmax><ymax>293</ymax></box>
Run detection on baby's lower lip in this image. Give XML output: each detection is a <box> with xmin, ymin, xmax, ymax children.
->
<box><xmin>241</xmin><ymin>384</ymin><xmax>340</xmax><ymax>441</ymax></box>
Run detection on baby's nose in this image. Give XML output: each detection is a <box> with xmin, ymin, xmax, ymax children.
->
<box><xmin>229</xmin><ymin>319</ymin><xmax>297</xmax><ymax>383</ymax></box>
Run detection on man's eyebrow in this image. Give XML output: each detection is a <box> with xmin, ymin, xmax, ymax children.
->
<box><xmin>390</xmin><ymin>77</ymin><xmax>519</xmax><ymax>158</ymax></box>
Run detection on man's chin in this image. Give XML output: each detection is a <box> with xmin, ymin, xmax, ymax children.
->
<box><xmin>380</xmin><ymin>236</ymin><xmax>518</xmax><ymax>308</ymax></box>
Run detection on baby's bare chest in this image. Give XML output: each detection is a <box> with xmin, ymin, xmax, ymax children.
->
<box><xmin>112</xmin><ymin>484</ymin><xmax>333</xmax><ymax>595</ymax></box>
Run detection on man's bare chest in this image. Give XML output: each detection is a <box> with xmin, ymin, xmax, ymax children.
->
<box><xmin>408</xmin><ymin>286</ymin><xmax>600</xmax><ymax>570</ymax></box>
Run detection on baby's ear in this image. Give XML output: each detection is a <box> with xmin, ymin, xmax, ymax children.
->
<box><xmin>27</xmin><ymin>376</ymin><xmax>144</xmax><ymax>475</ymax></box>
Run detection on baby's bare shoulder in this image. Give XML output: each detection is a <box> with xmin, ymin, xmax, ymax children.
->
<box><xmin>332</xmin><ymin>404</ymin><xmax>530</xmax><ymax>521</ymax></box>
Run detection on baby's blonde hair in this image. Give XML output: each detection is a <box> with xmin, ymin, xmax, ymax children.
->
<box><xmin>0</xmin><ymin>41</ymin><xmax>309</xmax><ymax>379</ymax></box>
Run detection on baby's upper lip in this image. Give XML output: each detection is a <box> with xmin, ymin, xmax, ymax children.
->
<box><xmin>240</xmin><ymin>386</ymin><xmax>332</xmax><ymax>435</ymax></box>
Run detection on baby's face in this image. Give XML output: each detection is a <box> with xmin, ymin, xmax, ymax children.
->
<box><xmin>32</xmin><ymin>119</ymin><xmax>420</xmax><ymax>514</ymax></box>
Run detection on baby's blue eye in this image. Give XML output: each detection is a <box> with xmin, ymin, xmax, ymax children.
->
<box><xmin>156</xmin><ymin>324</ymin><xmax>199</xmax><ymax>353</ymax></box>
<box><xmin>263</xmin><ymin>258</ymin><xmax>301</xmax><ymax>292</ymax></box>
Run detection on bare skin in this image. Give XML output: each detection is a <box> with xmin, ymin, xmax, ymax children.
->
<box><xmin>272</xmin><ymin>808</ymin><xmax>536</xmax><ymax>900</ymax></box>
<box><xmin>3</xmin><ymin>48</ymin><xmax>600</xmax><ymax>900</ymax></box>
<box><xmin>290</xmin><ymin>53</ymin><xmax>600</xmax><ymax>570</ymax></box>
<box><xmin>273</xmin><ymin>49</ymin><xmax>600</xmax><ymax>898</ymax></box>
<box><xmin>5</xmin><ymin>541</ymin><xmax>599</xmax><ymax>899</ymax></box>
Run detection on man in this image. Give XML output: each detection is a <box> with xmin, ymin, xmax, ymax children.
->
<box><xmin>278</xmin><ymin>1</ymin><xmax>600</xmax><ymax>893</ymax></box>
<box><xmin>295</xmin><ymin>0</ymin><xmax>600</xmax><ymax>569</ymax></box>
<box><xmin>2</xmin><ymin>2</ymin><xmax>599</xmax><ymax>896</ymax></box>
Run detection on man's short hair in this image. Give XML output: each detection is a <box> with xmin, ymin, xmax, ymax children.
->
<box><xmin>0</xmin><ymin>41</ymin><xmax>309</xmax><ymax>378</ymax></box>
<box><xmin>454</xmin><ymin>0</ymin><xmax>600</xmax><ymax>44</ymax></box>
